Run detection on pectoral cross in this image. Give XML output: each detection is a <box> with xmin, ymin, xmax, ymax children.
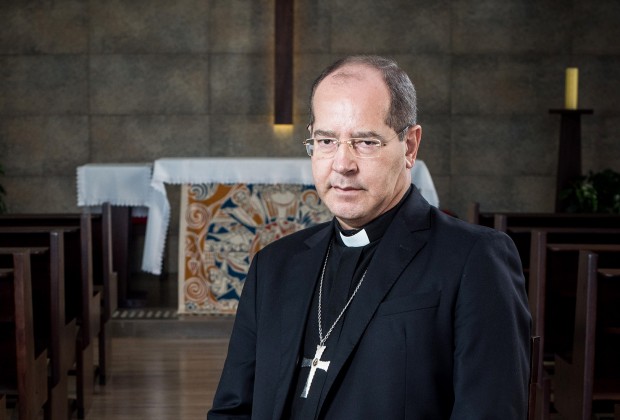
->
<box><xmin>300</xmin><ymin>344</ymin><xmax>330</xmax><ymax>398</ymax></box>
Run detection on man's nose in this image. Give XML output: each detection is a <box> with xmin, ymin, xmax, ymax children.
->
<box><xmin>331</xmin><ymin>141</ymin><xmax>357</xmax><ymax>173</ymax></box>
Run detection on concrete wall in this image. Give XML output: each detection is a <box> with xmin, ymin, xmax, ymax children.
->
<box><xmin>1</xmin><ymin>0</ymin><xmax>620</xmax><ymax>260</ymax></box>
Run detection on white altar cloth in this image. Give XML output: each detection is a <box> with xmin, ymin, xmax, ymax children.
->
<box><xmin>142</xmin><ymin>157</ymin><xmax>438</xmax><ymax>275</ymax></box>
<box><xmin>77</xmin><ymin>163</ymin><xmax>153</xmax><ymax>210</ymax></box>
<box><xmin>142</xmin><ymin>158</ymin><xmax>314</xmax><ymax>274</ymax></box>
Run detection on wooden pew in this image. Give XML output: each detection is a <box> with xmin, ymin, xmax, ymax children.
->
<box><xmin>0</xmin><ymin>244</ymin><xmax>77</xmax><ymax>420</ymax></box>
<box><xmin>468</xmin><ymin>207</ymin><xmax>620</xmax><ymax>419</ymax></box>
<box><xmin>528</xmin><ymin>335</ymin><xmax>550</xmax><ymax>420</ymax></box>
<box><xmin>0</xmin><ymin>225</ymin><xmax>100</xmax><ymax>419</ymax></box>
<box><xmin>495</xmin><ymin>213</ymin><xmax>620</xmax><ymax>232</ymax></box>
<box><xmin>466</xmin><ymin>203</ymin><xmax>620</xmax><ymax>275</ymax></box>
<box><xmin>0</xmin><ymin>394</ymin><xmax>6</xmax><ymax>420</ymax></box>
<box><xmin>505</xmin><ymin>227</ymin><xmax>620</xmax><ymax>277</ymax></box>
<box><xmin>553</xmin><ymin>251</ymin><xmax>620</xmax><ymax>420</ymax></box>
<box><xmin>528</xmin><ymin>231</ymin><xmax>620</xmax><ymax>357</ymax></box>
<box><xmin>0</xmin><ymin>204</ymin><xmax>118</xmax><ymax>315</ymax></box>
<box><xmin>96</xmin><ymin>203</ymin><xmax>117</xmax><ymax>385</ymax></box>
<box><xmin>467</xmin><ymin>203</ymin><xmax>620</xmax><ymax>231</ymax></box>
<box><xmin>0</xmin><ymin>250</ymin><xmax>48</xmax><ymax>420</ymax></box>
<box><xmin>508</xmin><ymin>229</ymin><xmax>620</xmax><ymax>418</ymax></box>
<box><xmin>0</xmin><ymin>203</ymin><xmax>117</xmax><ymax>385</ymax></box>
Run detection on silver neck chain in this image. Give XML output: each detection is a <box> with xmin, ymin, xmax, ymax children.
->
<box><xmin>317</xmin><ymin>242</ymin><xmax>368</xmax><ymax>347</ymax></box>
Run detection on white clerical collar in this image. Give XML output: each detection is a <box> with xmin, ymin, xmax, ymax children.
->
<box><xmin>339</xmin><ymin>229</ymin><xmax>370</xmax><ymax>247</ymax></box>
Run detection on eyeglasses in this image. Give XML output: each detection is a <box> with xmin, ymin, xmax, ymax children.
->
<box><xmin>303</xmin><ymin>126</ymin><xmax>409</xmax><ymax>159</ymax></box>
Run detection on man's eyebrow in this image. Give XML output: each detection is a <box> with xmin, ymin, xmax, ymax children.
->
<box><xmin>312</xmin><ymin>129</ymin><xmax>337</xmax><ymax>137</ymax></box>
<box><xmin>312</xmin><ymin>129</ymin><xmax>383</xmax><ymax>138</ymax></box>
<box><xmin>351</xmin><ymin>130</ymin><xmax>382</xmax><ymax>139</ymax></box>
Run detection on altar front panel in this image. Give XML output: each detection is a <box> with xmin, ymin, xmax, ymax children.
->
<box><xmin>179</xmin><ymin>183</ymin><xmax>332</xmax><ymax>315</ymax></box>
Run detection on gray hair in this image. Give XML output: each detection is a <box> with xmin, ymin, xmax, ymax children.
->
<box><xmin>308</xmin><ymin>55</ymin><xmax>417</xmax><ymax>138</ymax></box>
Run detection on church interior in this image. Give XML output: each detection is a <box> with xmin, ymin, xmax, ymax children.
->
<box><xmin>1</xmin><ymin>0</ymin><xmax>620</xmax><ymax>419</ymax></box>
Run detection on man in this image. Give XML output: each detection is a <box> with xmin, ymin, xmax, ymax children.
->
<box><xmin>208</xmin><ymin>55</ymin><xmax>531</xmax><ymax>419</ymax></box>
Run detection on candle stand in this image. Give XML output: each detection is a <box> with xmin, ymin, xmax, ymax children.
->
<box><xmin>549</xmin><ymin>109</ymin><xmax>593</xmax><ymax>212</ymax></box>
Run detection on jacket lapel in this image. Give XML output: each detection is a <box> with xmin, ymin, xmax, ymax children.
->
<box><xmin>271</xmin><ymin>224</ymin><xmax>333</xmax><ymax>419</ymax></box>
<box><xmin>317</xmin><ymin>190</ymin><xmax>432</xmax><ymax>410</ymax></box>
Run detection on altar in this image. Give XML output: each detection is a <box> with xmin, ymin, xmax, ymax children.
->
<box><xmin>141</xmin><ymin>158</ymin><xmax>438</xmax><ymax>315</ymax></box>
<box><xmin>141</xmin><ymin>158</ymin><xmax>329</xmax><ymax>314</ymax></box>
<box><xmin>76</xmin><ymin>159</ymin><xmax>438</xmax><ymax>315</ymax></box>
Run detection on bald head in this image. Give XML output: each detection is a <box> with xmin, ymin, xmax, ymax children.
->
<box><xmin>308</xmin><ymin>55</ymin><xmax>418</xmax><ymax>134</ymax></box>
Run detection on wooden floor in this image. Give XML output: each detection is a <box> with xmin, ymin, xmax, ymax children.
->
<box><xmin>55</xmin><ymin>335</ymin><xmax>614</xmax><ymax>420</ymax></box>
<box><xmin>3</xmin><ymin>309</ymin><xmax>601</xmax><ymax>420</ymax></box>
<box><xmin>84</xmin><ymin>337</ymin><xmax>229</xmax><ymax>420</ymax></box>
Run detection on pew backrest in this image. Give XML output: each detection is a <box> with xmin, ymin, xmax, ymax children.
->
<box><xmin>0</xmin><ymin>250</ymin><xmax>48</xmax><ymax>420</ymax></box>
<box><xmin>0</xmin><ymin>205</ymin><xmax>117</xmax><ymax>319</ymax></box>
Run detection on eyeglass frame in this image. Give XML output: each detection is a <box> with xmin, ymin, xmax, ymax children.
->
<box><xmin>302</xmin><ymin>125</ymin><xmax>411</xmax><ymax>159</ymax></box>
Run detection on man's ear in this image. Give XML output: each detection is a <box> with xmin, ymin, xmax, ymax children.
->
<box><xmin>405</xmin><ymin>125</ymin><xmax>422</xmax><ymax>169</ymax></box>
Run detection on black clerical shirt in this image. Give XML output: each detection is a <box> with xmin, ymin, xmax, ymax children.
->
<box><xmin>286</xmin><ymin>187</ymin><xmax>412</xmax><ymax>419</ymax></box>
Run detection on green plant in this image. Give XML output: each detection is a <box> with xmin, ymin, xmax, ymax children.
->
<box><xmin>560</xmin><ymin>169</ymin><xmax>620</xmax><ymax>214</ymax></box>
<box><xmin>0</xmin><ymin>164</ymin><xmax>6</xmax><ymax>214</ymax></box>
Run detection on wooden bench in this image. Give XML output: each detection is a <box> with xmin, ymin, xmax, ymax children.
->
<box><xmin>467</xmin><ymin>203</ymin><xmax>620</xmax><ymax>231</ymax></box>
<box><xmin>553</xmin><ymin>251</ymin><xmax>620</xmax><ymax>420</ymax></box>
<box><xmin>0</xmin><ymin>250</ymin><xmax>48</xmax><ymax>420</ymax></box>
<box><xmin>0</xmin><ymin>393</ymin><xmax>6</xmax><ymax>420</ymax></box>
<box><xmin>467</xmin><ymin>210</ymin><xmax>620</xmax><ymax>418</ymax></box>
<box><xmin>0</xmin><ymin>204</ymin><xmax>118</xmax><ymax>316</ymax></box>
<box><xmin>528</xmin><ymin>231</ymin><xmax>620</xmax><ymax>355</ymax></box>
<box><xmin>505</xmin><ymin>227</ymin><xmax>620</xmax><ymax>276</ymax></box>
<box><xmin>521</xmin><ymin>233</ymin><xmax>620</xmax><ymax>418</ymax></box>
<box><xmin>0</xmin><ymin>244</ymin><xmax>77</xmax><ymax>420</ymax></box>
<box><xmin>0</xmin><ymin>225</ymin><xmax>100</xmax><ymax>419</ymax></box>
<box><xmin>467</xmin><ymin>203</ymin><xmax>620</xmax><ymax>275</ymax></box>
<box><xmin>528</xmin><ymin>335</ymin><xmax>550</xmax><ymax>420</ymax></box>
<box><xmin>0</xmin><ymin>204</ymin><xmax>117</xmax><ymax>385</ymax></box>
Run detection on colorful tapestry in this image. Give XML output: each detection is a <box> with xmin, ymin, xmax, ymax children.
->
<box><xmin>179</xmin><ymin>183</ymin><xmax>332</xmax><ymax>315</ymax></box>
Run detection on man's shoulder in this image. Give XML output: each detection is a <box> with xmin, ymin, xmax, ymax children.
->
<box><xmin>428</xmin><ymin>206</ymin><xmax>509</xmax><ymax>243</ymax></box>
<box><xmin>400</xmin><ymin>187</ymin><xmax>502</xmax><ymax>241</ymax></box>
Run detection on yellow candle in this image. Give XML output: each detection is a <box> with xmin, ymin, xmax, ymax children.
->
<box><xmin>565</xmin><ymin>68</ymin><xmax>578</xmax><ymax>109</ymax></box>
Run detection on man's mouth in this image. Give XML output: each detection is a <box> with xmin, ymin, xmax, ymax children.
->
<box><xmin>331</xmin><ymin>185</ymin><xmax>362</xmax><ymax>192</ymax></box>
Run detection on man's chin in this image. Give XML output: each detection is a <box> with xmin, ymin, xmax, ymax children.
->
<box><xmin>325</xmin><ymin>196</ymin><xmax>360</xmax><ymax>212</ymax></box>
<box><xmin>329</xmin><ymin>206</ymin><xmax>367</xmax><ymax>227</ymax></box>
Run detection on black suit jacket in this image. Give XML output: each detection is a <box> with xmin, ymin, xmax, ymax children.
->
<box><xmin>208</xmin><ymin>187</ymin><xmax>531</xmax><ymax>419</ymax></box>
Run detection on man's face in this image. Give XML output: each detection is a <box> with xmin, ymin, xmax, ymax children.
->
<box><xmin>310</xmin><ymin>64</ymin><xmax>421</xmax><ymax>230</ymax></box>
